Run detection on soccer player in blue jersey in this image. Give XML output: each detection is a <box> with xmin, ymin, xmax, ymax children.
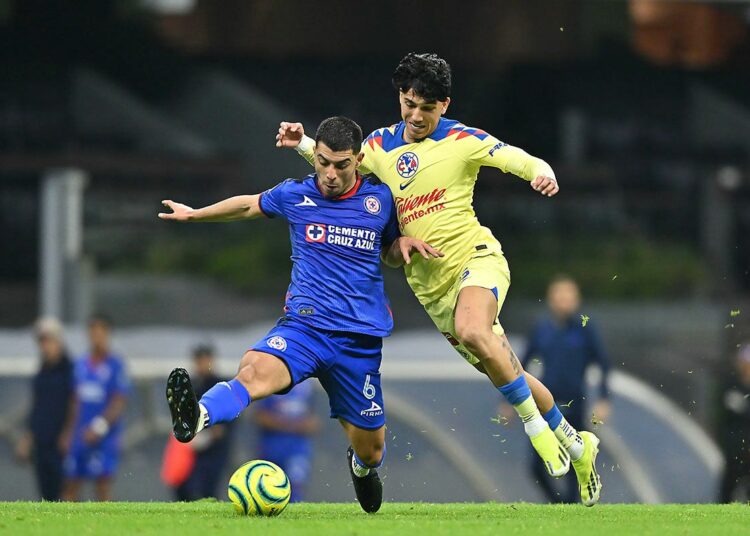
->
<box><xmin>160</xmin><ymin>116</ymin><xmax>440</xmax><ymax>513</ymax></box>
<box><xmin>62</xmin><ymin>314</ymin><xmax>130</xmax><ymax>501</ymax></box>
<box><xmin>255</xmin><ymin>382</ymin><xmax>319</xmax><ymax>502</ymax></box>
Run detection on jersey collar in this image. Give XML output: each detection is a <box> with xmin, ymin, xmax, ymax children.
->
<box><xmin>316</xmin><ymin>174</ymin><xmax>362</xmax><ymax>201</ymax></box>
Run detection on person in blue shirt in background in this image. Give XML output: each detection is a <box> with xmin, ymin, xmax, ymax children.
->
<box><xmin>15</xmin><ymin>317</ymin><xmax>76</xmax><ymax>501</ymax></box>
<box><xmin>254</xmin><ymin>381</ymin><xmax>319</xmax><ymax>502</ymax></box>
<box><xmin>62</xmin><ymin>314</ymin><xmax>130</xmax><ymax>501</ymax></box>
<box><xmin>521</xmin><ymin>275</ymin><xmax>611</xmax><ymax>503</ymax></box>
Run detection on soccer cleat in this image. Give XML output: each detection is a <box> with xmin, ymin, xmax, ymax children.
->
<box><xmin>530</xmin><ymin>426</ymin><xmax>571</xmax><ymax>478</ymax></box>
<box><xmin>347</xmin><ymin>447</ymin><xmax>383</xmax><ymax>513</ymax></box>
<box><xmin>572</xmin><ymin>431</ymin><xmax>602</xmax><ymax>507</ymax></box>
<box><xmin>166</xmin><ymin>367</ymin><xmax>200</xmax><ymax>443</ymax></box>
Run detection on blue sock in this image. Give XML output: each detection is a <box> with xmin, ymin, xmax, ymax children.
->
<box><xmin>497</xmin><ymin>375</ymin><xmax>532</xmax><ymax>405</ymax></box>
<box><xmin>543</xmin><ymin>405</ymin><xmax>564</xmax><ymax>431</ymax></box>
<box><xmin>354</xmin><ymin>444</ymin><xmax>387</xmax><ymax>470</ymax></box>
<box><xmin>199</xmin><ymin>379</ymin><xmax>251</xmax><ymax>426</ymax></box>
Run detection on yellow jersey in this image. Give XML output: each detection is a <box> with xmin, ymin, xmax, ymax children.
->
<box><xmin>299</xmin><ymin>117</ymin><xmax>554</xmax><ymax>305</ymax></box>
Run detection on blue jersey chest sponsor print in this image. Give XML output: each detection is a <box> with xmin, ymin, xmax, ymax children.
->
<box><xmin>259</xmin><ymin>174</ymin><xmax>400</xmax><ymax>337</ymax></box>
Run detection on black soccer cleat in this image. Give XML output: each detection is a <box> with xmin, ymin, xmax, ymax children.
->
<box><xmin>347</xmin><ymin>446</ymin><xmax>383</xmax><ymax>513</ymax></box>
<box><xmin>166</xmin><ymin>367</ymin><xmax>200</xmax><ymax>443</ymax></box>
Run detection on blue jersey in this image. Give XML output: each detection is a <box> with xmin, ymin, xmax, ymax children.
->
<box><xmin>71</xmin><ymin>353</ymin><xmax>130</xmax><ymax>448</ymax></box>
<box><xmin>257</xmin><ymin>381</ymin><xmax>316</xmax><ymax>440</ymax></box>
<box><xmin>522</xmin><ymin>314</ymin><xmax>610</xmax><ymax>404</ymax></box>
<box><xmin>259</xmin><ymin>174</ymin><xmax>400</xmax><ymax>336</ymax></box>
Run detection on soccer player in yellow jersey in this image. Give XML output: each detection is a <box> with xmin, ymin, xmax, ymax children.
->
<box><xmin>276</xmin><ymin>53</ymin><xmax>601</xmax><ymax>506</ymax></box>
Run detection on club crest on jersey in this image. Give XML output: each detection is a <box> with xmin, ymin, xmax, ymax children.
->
<box><xmin>396</xmin><ymin>152</ymin><xmax>419</xmax><ymax>179</ymax></box>
<box><xmin>364</xmin><ymin>196</ymin><xmax>381</xmax><ymax>215</ymax></box>
<box><xmin>266</xmin><ymin>336</ymin><xmax>287</xmax><ymax>351</ymax></box>
<box><xmin>305</xmin><ymin>223</ymin><xmax>326</xmax><ymax>243</ymax></box>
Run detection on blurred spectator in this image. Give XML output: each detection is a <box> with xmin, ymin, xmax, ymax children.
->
<box><xmin>254</xmin><ymin>381</ymin><xmax>319</xmax><ymax>502</ymax></box>
<box><xmin>15</xmin><ymin>317</ymin><xmax>75</xmax><ymax>501</ymax></box>
<box><xmin>171</xmin><ymin>344</ymin><xmax>234</xmax><ymax>501</ymax></box>
<box><xmin>62</xmin><ymin>314</ymin><xmax>130</xmax><ymax>501</ymax></box>
<box><xmin>521</xmin><ymin>275</ymin><xmax>611</xmax><ymax>503</ymax></box>
<box><xmin>719</xmin><ymin>344</ymin><xmax>750</xmax><ymax>502</ymax></box>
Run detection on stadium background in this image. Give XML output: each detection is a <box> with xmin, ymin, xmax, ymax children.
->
<box><xmin>0</xmin><ymin>0</ymin><xmax>748</xmax><ymax>503</ymax></box>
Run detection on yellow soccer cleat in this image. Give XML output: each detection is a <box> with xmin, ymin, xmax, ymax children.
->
<box><xmin>530</xmin><ymin>426</ymin><xmax>571</xmax><ymax>478</ymax></box>
<box><xmin>572</xmin><ymin>431</ymin><xmax>602</xmax><ymax>507</ymax></box>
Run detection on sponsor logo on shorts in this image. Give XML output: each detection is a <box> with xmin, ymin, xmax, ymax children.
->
<box><xmin>461</xmin><ymin>269</ymin><xmax>470</xmax><ymax>281</ymax></box>
<box><xmin>360</xmin><ymin>401</ymin><xmax>384</xmax><ymax>417</ymax></box>
<box><xmin>442</xmin><ymin>332</ymin><xmax>460</xmax><ymax>347</ymax></box>
<box><xmin>364</xmin><ymin>196</ymin><xmax>381</xmax><ymax>215</ymax></box>
<box><xmin>298</xmin><ymin>307</ymin><xmax>315</xmax><ymax>316</ymax></box>
<box><xmin>266</xmin><ymin>336</ymin><xmax>287</xmax><ymax>351</ymax></box>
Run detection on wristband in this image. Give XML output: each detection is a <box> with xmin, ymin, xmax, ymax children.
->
<box><xmin>90</xmin><ymin>416</ymin><xmax>110</xmax><ymax>437</ymax></box>
<box><xmin>295</xmin><ymin>135</ymin><xmax>315</xmax><ymax>155</ymax></box>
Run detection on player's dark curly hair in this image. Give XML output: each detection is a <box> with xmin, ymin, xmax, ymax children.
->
<box><xmin>392</xmin><ymin>52</ymin><xmax>451</xmax><ymax>102</ymax></box>
<box><xmin>315</xmin><ymin>116</ymin><xmax>363</xmax><ymax>154</ymax></box>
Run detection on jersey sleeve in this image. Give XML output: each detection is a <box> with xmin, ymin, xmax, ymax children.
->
<box><xmin>296</xmin><ymin>136</ymin><xmax>317</xmax><ymax>167</ymax></box>
<box><xmin>258</xmin><ymin>180</ymin><xmax>292</xmax><ymax>219</ymax></box>
<box><xmin>462</xmin><ymin>132</ymin><xmax>555</xmax><ymax>182</ymax></box>
<box><xmin>382</xmin><ymin>196</ymin><xmax>401</xmax><ymax>247</ymax></box>
<box><xmin>297</xmin><ymin>135</ymin><xmax>374</xmax><ymax>176</ymax></box>
<box><xmin>358</xmin><ymin>132</ymin><xmax>378</xmax><ymax>176</ymax></box>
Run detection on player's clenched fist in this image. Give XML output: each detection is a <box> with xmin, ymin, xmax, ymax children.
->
<box><xmin>530</xmin><ymin>175</ymin><xmax>559</xmax><ymax>197</ymax></box>
<box><xmin>159</xmin><ymin>200</ymin><xmax>194</xmax><ymax>221</ymax></box>
<box><xmin>276</xmin><ymin>122</ymin><xmax>305</xmax><ymax>148</ymax></box>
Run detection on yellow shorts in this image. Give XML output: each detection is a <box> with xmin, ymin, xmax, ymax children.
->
<box><xmin>423</xmin><ymin>252</ymin><xmax>511</xmax><ymax>366</ymax></box>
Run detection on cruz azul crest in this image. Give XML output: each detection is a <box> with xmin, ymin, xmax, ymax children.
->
<box><xmin>364</xmin><ymin>196</ymin><xmax>381</xmax><ymax>215</ymax></box>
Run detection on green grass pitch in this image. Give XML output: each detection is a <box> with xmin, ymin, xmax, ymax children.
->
<box><xmin>2</xmin><ymin>502</ymin><xmax>747</xmax><ymax>535</ymax></box>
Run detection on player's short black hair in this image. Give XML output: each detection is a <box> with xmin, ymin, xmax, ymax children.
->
<box><xmin>88</xmin><ymin>313</ymin><xmax>113</xmax><ymax>329</ymax></box>
<box><xmin>392</xmin><ymin>52</ymin><xmax>451</xmax><ymax>102</ymax></box>
<box><xmin>315</xmin><ymin>116</ymin><xmax>363</xmax><ymax>154</ymax></box>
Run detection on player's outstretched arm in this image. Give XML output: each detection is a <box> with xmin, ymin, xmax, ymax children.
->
<box><xmin>469</xmin><ymin>134</ymin><xmax>559</xmax><ymax>197</ymax></box>
<box><xmin>158</xmin><ymin>195</ymin><xmax>265</xmax><ymax>223</ymax></box>
<box><xmin>381</xmin><ymin>236</ymin><xmax>444</xmax><ymax>268</ymax></box>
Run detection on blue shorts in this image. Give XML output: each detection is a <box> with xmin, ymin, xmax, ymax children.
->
<box><xmin>252</xmin><ymin>317</ymin><xmax>385</xmax><ymax>430</ymax></box>
<box><xmin>64</xmin><ymin>444</ymin><xmax>119</xmax><ymax>479</ymax></box>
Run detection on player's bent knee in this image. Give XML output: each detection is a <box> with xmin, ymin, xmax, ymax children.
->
<box><xmin>455</xmin><ymin>324</ymin><xmax>492</xmax><ymax>352</ymax></box>
<box><xmin>236</xmin><ymin>353</ymin><xmax>258</xmax><ymax>386</ymax></box>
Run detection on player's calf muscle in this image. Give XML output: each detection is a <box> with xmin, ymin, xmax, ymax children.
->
<box><xmin>343</xmin><ymin>422</ymin><xmax>385</xmax><ymax>465</ymax></box>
